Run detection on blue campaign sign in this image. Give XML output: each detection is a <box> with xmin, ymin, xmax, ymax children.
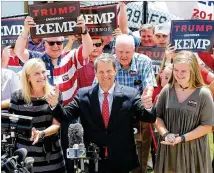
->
<box><xmin>170</xmin><ymin>20</ymin><xmax>214</xmax><ymax>52</ymax></box>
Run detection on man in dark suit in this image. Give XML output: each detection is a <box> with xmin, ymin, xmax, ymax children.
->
<box><xmin>46</xmin><ymin>53</ymin><xmax>156</xmax><ymax>173</ymax></box>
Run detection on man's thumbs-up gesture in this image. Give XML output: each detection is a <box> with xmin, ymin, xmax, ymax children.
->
<box><xmin>46</xmin><ymin>85</ymin><xmax>60</xmax><ymax>108</ymax></box>
<box><xmin>141</xmin><ymin>86</ymin><xmax>154</xmax><ymax>109</ymax></box>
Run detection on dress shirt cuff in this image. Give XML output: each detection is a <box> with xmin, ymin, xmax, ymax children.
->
<box><xmin>49</xmin><ymin>105</ymin><xmax>57</xmax><ymax>110</ymax></box>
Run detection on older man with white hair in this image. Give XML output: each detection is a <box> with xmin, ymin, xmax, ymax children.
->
<box><xmin>115</xmin><ymin>34</ymin><xmax>156</xmax><ymax>92</ymax></box>
<box><xmin>114</xmin><ymin>34</ymin><xmax>156</xmax><ymax>173</ymax></box>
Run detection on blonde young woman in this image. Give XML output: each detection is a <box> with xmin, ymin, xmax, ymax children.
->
<box><xmin>9</xmin><ymin>58</ymin><xmax>66</xmax><ymax>173</ymax></box>
<box><xmin>154</xmin><ymin>51</ymin><xmax>214</xmax><ymax>173</ymax></box>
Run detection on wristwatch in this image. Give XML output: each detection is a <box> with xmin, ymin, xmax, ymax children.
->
<box><xmin>81</xmin><ymin>28</ymin><xmax>88</xmax><ymax>35</ymax></box>
<box><xmin>181</xmin><ymin>135</ymin><xmax>186</xmax><ymax>143</ymax></box>
<box><xmin>162</xmin><ymin>131</ymin><xmax>169</xmax><ymax>141</ymax></box>
<box><xmin>39</xmin><ymin>131</ymin><xmax>46</xmax><ymax>140</ymax></box>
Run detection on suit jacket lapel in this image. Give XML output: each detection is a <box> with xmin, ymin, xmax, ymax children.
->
<box><xmin>89</xmin><ymin>84</ymin><xmax>106</xmax><ymax>129</ymax></box>
<box><xmin>108</xmin><ymin>83</ymin><xmax>123</xmax><ymax>129</ymax></box>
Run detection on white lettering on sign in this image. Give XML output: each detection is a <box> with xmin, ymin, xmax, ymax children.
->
<box><xmin>83</xmin><ymin>12</ymin><xmax>115</xmax><ymax>24</ymax></box>
<box><xmin>35</xmin><ymin>21</ymin><xmax>76</xmax><ymax>34</ymax></box>
<box><xmin>174</xmin><ymin>39</ymin><xmax>210</xmax><ymax>50</ymax></box>
<box><xmin>2</xmin><ymin>134</ymin><xmax>10</xmax><ymax>142</ymax></box>
<box><xmin>1</xmin><ymin>25</ymin><xmax>24</xmax><ymax>36</ymax></box>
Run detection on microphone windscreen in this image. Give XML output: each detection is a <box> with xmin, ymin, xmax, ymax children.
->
<box><xmin>13</xmin><ymin>148</ymin><xmax>28</xmax><ymax>162</ymax></box>
<box><xmin>68</xmin><ymin>123</ymin><xmax>84</xmax><ymax>148</ymax></box>
<box><xmin>25</xmin><ymin>157</ymin><xmax>34</xmax><ymax>165</ymax></box>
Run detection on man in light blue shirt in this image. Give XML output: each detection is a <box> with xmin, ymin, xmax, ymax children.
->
<box><xmin>114</xmin><ymin>34</ymin><xmax>156</xmax><ymax>173</ymax></box>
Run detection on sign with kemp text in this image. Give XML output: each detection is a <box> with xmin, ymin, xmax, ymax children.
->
<box><xmin>136</xmin><ymin>47</ymin><xmax>165</xmax><ymax>75</ymax></box>
<box><xmin>28</xmin><ymin>1</ymin><xmax>81</xmax><ymax>38</ymax></box>
<box><xmin>170</xmin><ymin>20</ymin><xmax>214</xmax><ymax>52</ymax></box>
<box><xmin>81</xmin><ymin>5</ymin><xmax>118</xmax><ymax>37</ymax></box>
<box><xmin>1</xmin><ymin>18</ymin><xmax>24</xmax><ymax>47</ymax></box>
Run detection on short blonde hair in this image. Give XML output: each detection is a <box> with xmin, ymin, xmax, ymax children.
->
<box><xmin>169</xmin><ymin>50</ymin><xmax>205</xmax><ymax>88</ymax></box>
<box><xmin>21</xmin><ymin>58</ymin><xmax>52</xmax><ymax>104</ymax></box>
<box><xmin>139</xmin><ymin>24</ymin><xmax>154</xmax><ymax>35</ymax></box>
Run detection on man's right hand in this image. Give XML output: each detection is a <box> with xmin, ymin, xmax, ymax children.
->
<box><xmin>46</xmin><ymin>85</ymin><xmax>60</xmax><ymax>108</ymax></box>
<box><xmin>24</xmin><ymin>16</ymin><xmax>36</xmax><ymax>33</ymax></box>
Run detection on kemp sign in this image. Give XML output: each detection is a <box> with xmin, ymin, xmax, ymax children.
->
<box><xmin>136</xmin><ymin>47</ymin><xmax>165</xmax><ymax>75</ymax></box>
<box><xmin>81</xmin><ymin>5</ymin><xmax>117</xmax><ymax>37</ymax></box>
<box><xmin>170</xmin><ymin>20</ymin><xmax>214</xmax><ymax>52</ymax></box>
<box><xmin>1</xmin><ymin>18</ymin><xmax>24</xmax><ymax>46</ymax></box>
<box><xmin>28</xmin><ymin>1</ymin><xmax>81</xmax><ymax>38</ymax></box>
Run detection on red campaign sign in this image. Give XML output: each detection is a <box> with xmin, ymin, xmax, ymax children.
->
<box><xmin>81</xmin><ymin>5</ymin><xmax>118</xmax><ymax>37</ymax></box>
<box><xmin>28</xmin><ymin>1</ymin><xmax>81</xmax><ymax>38</ymax></box>
<box><xmin>136</xmin><ymin>46</ymin><xmax>165</xmax><ymax>75</ymax></box>
<box><xmin>1</xmin><ymin>18</ymin><xmax>24</xmax><ymax>47</ymax></box>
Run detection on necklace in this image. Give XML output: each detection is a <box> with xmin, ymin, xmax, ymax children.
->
<box><xmin>179</xmin><ymin>84</ymin><xmax>189</xmax><ymax>91</ymax></box>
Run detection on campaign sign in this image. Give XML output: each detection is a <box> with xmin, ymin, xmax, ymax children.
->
<box><xmin>170</xmin><ymin>20</ymin><xmax>214</xmax><ymax>52</ymax></box>
<box><xmin>81</xmin><ymin>5</ymin><xmax>118</xmax><ymax>37</ymax></box>
<box><xmin>136</xmin><ymin>46</ymin><xmax>165</xmax><ymax>75</ymax></box>
<box><xmin>1</xmin><ymin>18</ymin><xmax>24</xmax><ymax>47</ymax></box>
<box><xmin>28</xmin><ymin>1</ymin><xmax>81</xmax><ymax>38</ymax></box>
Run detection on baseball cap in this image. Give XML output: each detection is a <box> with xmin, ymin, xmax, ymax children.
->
<box><xmin>154</xmin><ymin>23</ymin><xmax>170</xmax><ymax>35</ymax></box>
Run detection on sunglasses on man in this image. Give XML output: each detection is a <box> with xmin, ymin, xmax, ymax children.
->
<box><xmin>93</xmin><ymin>43</ymin><xmax>102</xmax><ymax>47</ymax></box>
<box><xmin>45</xmin><ymin>41</ymin><xmax>64</xmax><ymax>46</ymax></box>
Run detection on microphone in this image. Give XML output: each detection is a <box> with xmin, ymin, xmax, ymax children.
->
<box><xmin>2</xmin><ymin>148</ymin><xmax>28</xmax><ymax>173</ymax></box>
<box><xmin>13</xmin><ymin>148</ymin><xmax>28</xmax><ymax>163</ymax></box>
<box><xmin>68</xmin><ymin>123</ymin><xmax>84</xmax><ymax>148</ymax></box>
<box><xmin>24</xmin><ymin>157</ymin><xmax>34</xmax><ymax>173</ymax></box>
<box><xmin>67</xmin><ymin>123</ymin><xmax>85</xmax><ymax>172</ymax></box>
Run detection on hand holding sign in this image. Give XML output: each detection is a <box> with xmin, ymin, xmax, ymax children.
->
<box><xmin>2</xmin><ymin>46</ymin><xmax>12</xmax><ymax>58</ymax></box>
<box><xmin>165</xmin><ymin>44</ymin><xmax>176</xmax><ymax>61</ymax></box>
<box><xmin>24</xmin><ymin>16</ymin><xmax>36</xmax><ymax>33</ymax></box>
<box><xmin>112</xmin><ymin>28</ymin><xmax>122</xmax><ymax>38</ymax></box>
<box><xmin>45</xmin><ymin>85</ymin><xmax>60</xmax><ymax>108</ymax></box>
<box><xmin>76</xmin><ymin>15</ymin><xmax>86</xmax><ymax>33</ymax></box>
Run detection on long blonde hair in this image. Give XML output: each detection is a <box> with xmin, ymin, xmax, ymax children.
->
<box><xmin>169</xmin><ymin>50</ymin><xmax>205</xmax><ymax>88</ymax></box>
<box><xmin>21</xmin><ymin>58</ymin><xmax>52</xmax><ymax>104</ymax></box>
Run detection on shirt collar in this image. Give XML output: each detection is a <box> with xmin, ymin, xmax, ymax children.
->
<box><xmin>99</xmin><ymin>83</ymin><xmax>116</xmax><ymax>96</ymax></box>
<box><xmin>116</xmin><ymin>53</ymin><xmax>137</xmax><ymax>72</ymax></box>
<box><xmin>42</xmin><ymin>53</ymin><xmax>62</xmax><ymax>66</ymax></box>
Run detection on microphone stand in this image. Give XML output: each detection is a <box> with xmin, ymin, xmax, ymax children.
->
<box><xmin>73</xmin><ymin>159</ymin><xmax>78</xmax><ymax>173</ymax></box>
<box><xmin>94</xmin><ymin>151</ymin><xmax>99</xmax><ymax>173</ymax></box>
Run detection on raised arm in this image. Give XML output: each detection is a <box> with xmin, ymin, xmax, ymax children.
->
<box><xmin>63</xmin><ymin>35</ymin><xmax>77</xmax><ymax>53</ymax></box>
<box><xmin>14</xmin><ymin>16</ymin><xmax>36</xmax><ymax>63</ymax></box>
<box><xmin>119</xmin><ymin>2</ymin><xmax>129</xmax><ymax>34</ymax></box>
<box><xmin>77</xmin><ymin>15</ymin><xmax>93</xmax><ymax>59</ymax></box>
